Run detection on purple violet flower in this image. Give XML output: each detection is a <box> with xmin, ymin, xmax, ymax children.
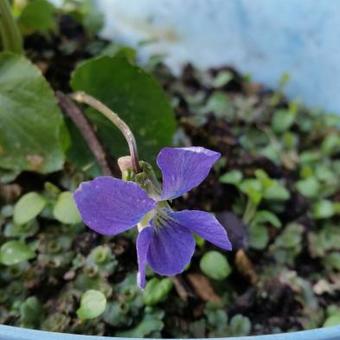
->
<box><xmin>74</xmin><ymin>147</ymin><xmax>232</xmax><ymax>288</ymax></box>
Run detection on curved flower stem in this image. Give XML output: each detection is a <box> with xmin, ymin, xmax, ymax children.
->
<box><xmin>0</xmin><ymin>0</ymin><xmax>23</xmax><ymax>54</ymax></box>
<box><xmin>71</xmin><ymin>91</ymin><xmax>141</xmax><ymax>173</ymax></box>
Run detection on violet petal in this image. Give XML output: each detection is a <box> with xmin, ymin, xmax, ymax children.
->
<box><xmin>169</xmin><ymin>210</ymin><xmax>232</xmax><ymax>250</ymax></box>
<box><xmin>136</xmin><ymin>226</ymin><xmax>153</xmax><ymax>289</ymax></box>
<box><xmin>147</xmin><ymin>215</ymin><xmax>196</xmax><ymax>275</ymax></box>
<box><xmin>157</xmin><ymin>147</ymin><xmax>221</xmax><ymax>200</ymax></box>
<box><xmin>74</xmin><ymin>176</ymin><xmax>156</xmax><ymax>236</ymax></box>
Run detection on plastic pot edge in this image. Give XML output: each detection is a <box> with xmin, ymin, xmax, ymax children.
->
<box><xmin>0</xmin><ymin>325</ymin><xmax>339</xmax><ymax>340</ymax></box>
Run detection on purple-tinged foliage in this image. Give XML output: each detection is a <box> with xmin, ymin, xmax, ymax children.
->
<box><xmin>74</xmin><ymin>147</ymin><xmax>232</xmax><ymax>288</ymax></box>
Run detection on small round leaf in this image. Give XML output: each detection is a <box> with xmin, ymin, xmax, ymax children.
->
<box><xmin>0</xmin><ymin>240</ymin><xmax>35</xmax><ymax>266</ymax></box>
<box><xmin>200</xmin><ymin>251</ymin><xmax>231</xmax><ymax>280</ymax></box>
<box><xmin>53</xmin><ymin>191</ymin><xmax>81</xmax><ymax>224</ymax></box>
<box><xmin>77</xmin><ymin>290</ymin><xmax>107</xmax><ymax>320</ymax></box>
<box><xmin>296</xmin><ymin>177</ymin><xmax>320</xmax><ymax>198</ymax></box>
<box><xmin>249</xmin><ymin>224</ymin><xmax>269</xmax><ymax>250</ymax></box>
<box><xmin>14</xmin><ymin>192</ymin><xmax>46</xmax><ymax>225</ymax></box>
<box><xmin>229</xmin><ymin>314</ymin><xmax>251</xmax><ymax>336</ymax></box>
<box><xmin>313</xmin><ymin>200</ymin><xmax>335</xmax><ymax>219</ymax></box>
<box><xmin>272</xmin><ymin>109</ymin><xmax>295</xmax><ymax>133</ymax></box>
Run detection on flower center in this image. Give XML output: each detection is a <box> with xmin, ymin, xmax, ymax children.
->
<box><xmin>137</xmin><ymin>201</ymin><xmax>172</xmax><ymax>232</ymax></box>
<box><xmin>153</xmin><ymin>208</ymin><xmax>171</xmax><ymax>230</ymax></box>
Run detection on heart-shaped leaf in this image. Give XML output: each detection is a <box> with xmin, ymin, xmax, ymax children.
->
<box><xmin>70</xmin><ymin>55</ymin><xmax>176</xmax><ymax>165</ymax></box>
<box><xmin>0</xmin><ymin>53</ymin><xmax>68</xmax><ymax>173</ymax></box>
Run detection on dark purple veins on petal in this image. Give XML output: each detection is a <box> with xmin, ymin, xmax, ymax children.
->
<box><xmin>74</xmin><ymin>176</ymin><xmax>156</xmax><ymax>236</ymax></box>
<box><xmin>147</xmin><ymin>215</ymin><xmax>196</xmax><ymax>276</ymax></box>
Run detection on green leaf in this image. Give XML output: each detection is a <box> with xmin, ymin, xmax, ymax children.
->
<box><xmin>14</xmin><ymin>192</ymin><xmax>46</xmax><ymax>225</ymax></box>
<box><xmin>296</xmin><ymin>177</ymin><xmax>320</xmax><ymax>198</ymax></box>
<box><xmin>282</xmin><ymin>131</ymin><xmax>298</xmax><ymax>149</ymax></box>
<box><xmin>100</xmin><ymin>44</ymin><xmax>137</xmax><ymax>63</ymax></box>
<box><xmin>249</xmin><ymin>224</ymin><xmax>269</xmax><ymax>250</ymax></box>
<box><xmin>194</xmin><ymin>234</ymin><xmax>205</xmax><ymax>248</ymax></box>
<box><xmin>272</xmin><ymin>109</ymin><xmax>295</xmax><ymax>133</ymax></box>
<box><xmin>203</xmin><ymin>92</ymin><xmax>231</xmax><ymax>117</ymax></box>
<box><xmin>314</xmin><ymin>226</ymin><xmax>340</xmax><ymax>255</ymax></box>
<box><xmin>20</xmin><ymin>296</ymin><xmax>43</xmax><ymax>328</ymax></box>
<box><xmin>229</xmin><ymin>314</ymin><xmax>251</xmax><ymax>336</ymax></box>
<box><xmin>18</xmin><ymin>0</ymin><xmax>56</xmax><ymax>34</ymax></box>
<box><xmin>116</xmin><ymin>313</ymin><xmax>164</xmax><ymax>338</ymax></box>
<box><xmin>205</xmin><ymin>308</ymin><xmax>228</xmax><ymax>327</ymax></box>
<box><xmin>315</xmin><ymin>164</ymin><xmax>336</xmax><ymax>183</ymax></box>
<box><xmin>324</xmin><ymin>253</ymin><xmax>340</xmax><ymax>271</ymax></box>
<box><xmin>0</xmin><ymin>167</ymin><xmax>20</xmax><ymax>183</ymax></box>
<box><xmin>253</xmin><ymin>170</ymin><xmax>290</xmax><ymax>201</ymax></box>
<box><xmin>254</xmin><ymin>169</ymin><xmax>272</xmax><ymax>187</ymax></box>
<box><xmin>103</xmin><ymin>302</ymin><xmax>130</xmax><ymax>327</ymax></box>
<box><xmin>200</xmin><ymin>251</ymin><xmax>231</xmax><ymax>280</ymax></box>
<box><xmin>252</xmin><ymin>210</ymin><xmax>282</xmax><ymax>229</ymax></box>
<box><xmin>0</xmin><ymin>0</ymin><xmax>23</xmax><ymax>54</ymax></box>
<box><xmin>88</xmin><ymin>245</ymin><xmax>111</xmax><ymax>264</ymax></box>
<box><xmin>79</xmin><ymin>0</ymin><xmax>104</xmax><ymax>35</ymax></box>
<box><xmin>239</xmin><ymin>179</ymin><xmax>263</xmax><ymax>205</ymax></box>
<box><xmin>334</xmin><ymin>202</ymin><xmax>340</xmax><ymax>214</ymax></box>
<box><xmin>70</xmin><ymin>55</ymin><xmax>176</xmax><ymax>165</ymax></box>
<box><xmin>211</xmin><ymin>71</ymin><xmax>233</xmax><ymax>88</ymax></box>
<box><xmin>275</xmin><ymin>223</ymin><xmax>304</xmax><ymax>248</ymax></box>
<box><xmin>0</xmin><ymin>240</ymin><xmax>35</xmax><ymax>265</ymax></box>
<box><xmin>87</xmin><ymin>246</ymin><xmax>117</xmax><ymax>275</ymax></box>
<box><xmin>323</xmin><ymin>313</ymin><xmax>340</xmax><ymax>327</ymax></box>
<box><xmin>53</xmin><ymin>192</ymin><xmax>81</xmax><ymax>224</ymax></box>
<box><xmin>77</xmin><ymin>289</ymin><xmax>107</xmax><ymax>320</ymax></box>
<box><xmin>4</xmin><ymin>220</ymin><xmax>39</xmax><ymax>238</ymax></box>
<box><xmin>313</xmin><ymin>200</ymin><xmax>335</xmax><ymax>219</ymax></box>
<box><xmin>220</xmin><ymin>170</ymin><xmax>243</xmax><ymax>185</ymax></box>
<box><xmin>321</xmin><ymin>133</ymin><xmax>340</xmax><ymax>155</ymax></box>
<box><xmin>260</xmin><ymin>144</ymin><xmax>281</xmax><ymax>165</ymax></box>
<box><xmin>0</xmin><ymin>53</ymin><xmax>68</xmax><ymax>173</ymax></box>
<box><xmin>41</xmin><ymin>312</ymin><xmax>70</xmax><ymax>332</ymax></box>
<box><xmin>143</xmin><ymin>278</ymin><xmax>173</xmax><ymax>306</ymax></box>
<box><xmin>300</xmin><ymin>150</ymin><xmax>321</xmax><ymax>164</ymax></box>
<box><xmin>263</xmin><ymin>181</ymin><xmax>290</xmax><ymax>201</ymax></box>
<box><xmin>271</xmin><ymin>224</ymin><xmax>304</xmax><ymax>265</ymax></box>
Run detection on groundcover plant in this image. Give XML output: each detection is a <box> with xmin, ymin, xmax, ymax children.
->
<box><xmin>0</xmin><ymin>0</ymin><xmax>339</xmax><ymax>337</ymax></box>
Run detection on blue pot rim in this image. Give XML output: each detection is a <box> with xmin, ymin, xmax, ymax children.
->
<box><xmin>0</xmin><ymin>325</ymin><xmax>339</xmax><ymax>340</ymax></box>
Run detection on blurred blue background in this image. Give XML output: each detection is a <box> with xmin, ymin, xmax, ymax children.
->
<box><xmin>87</xmin><ymin>0</ymin><xmax>339</xmax><ymax>114</ymax></box>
